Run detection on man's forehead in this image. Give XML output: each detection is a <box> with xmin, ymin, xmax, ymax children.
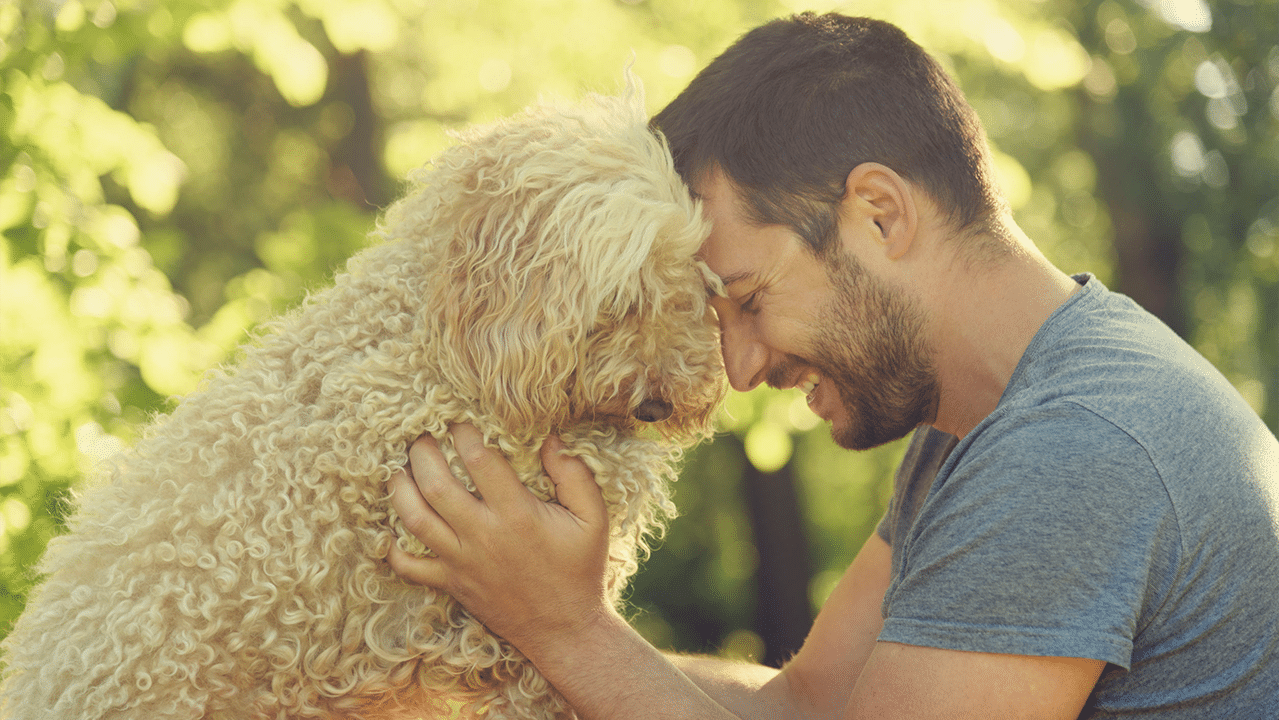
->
<box><xmin>689</xmin><ymin>168</ymin><xmax>786</xmax><ymax>292</ymax></box>
<box><xmin>694</xmin><ymin>228</ymin><xmax>745</xmax><ymax>297</ymax></box>
<box><xmin>698</xmin><ymin>244</ymin><xmax>760</xmax><ymax>299</ymax></box>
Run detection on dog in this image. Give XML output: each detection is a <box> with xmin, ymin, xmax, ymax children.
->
<box><xmin>0</xmin><ymin>75</ymin><xmax>725</xmax><ymax>719</ymax></box>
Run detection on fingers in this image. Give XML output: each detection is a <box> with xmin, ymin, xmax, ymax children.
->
<box><xmin>385</xmin><ymin>540</ymin><xmax>450</xmax><ymax>589</ymax></box>
<box><xmin>444</xmin><ymin>424</ymin><xmax>604</xmax><ymax>526</ymax></box>
<box><xmin>388</xmin><ymin>466</ymin><xmax>459</xmax><ymax>556</ymax></box>
<box><xmin>450</xmin><ymin>423</ymin><xmax>528</xmax><ymax>513</ymax></box>
<box><xmin>541</xmin><ymin>434</ymin><xmax>606</xmax><ymax>527</ymax></box>
<box><xmin>391</xmin><ymin>424</ymin><xmax>603</xmax><ymax>556</ymax></box>
<box><xmin>386</xmin><ymin>427</ymin><xmax>613</xmax><ymax>628</ymax></box>
<box><xmin>407</xmin><ymin>433</ymin><xmax>481</xmax><ymax>523</ymax></box>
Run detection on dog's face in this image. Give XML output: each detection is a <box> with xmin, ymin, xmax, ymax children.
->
<box><xmin>386</xmin><ymin>91</ymin><xmax>725</xmax><ymax>448</ymax></box>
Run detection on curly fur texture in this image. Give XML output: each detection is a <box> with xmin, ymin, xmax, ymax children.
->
<box><xmin>0</xmin><ymin>77</ymin><xmax>725</xmax><ymax>719</ymax></box>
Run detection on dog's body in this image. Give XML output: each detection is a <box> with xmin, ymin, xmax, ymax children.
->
<box><xmin>0</xmin><ymin>81</ymin><xmax>724</xmax><ymax>719</ymax></box>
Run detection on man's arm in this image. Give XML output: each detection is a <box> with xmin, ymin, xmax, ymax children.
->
<box><xmin>662</xmin><ymin>654</ymin><xmax>788</xmax><ymax>720</ymax></box>
<box><xmin>661</xmin><ymin>532</ymin><xmax>892</xmax><ymax>720</ymax></box>
<box><xmin>847</xmin><ymin>642</ymin><xmax>1104</xmax><ymax>720</ymax></box>
<box><xmin>781</xmin><ymin>533</ymin><xmax>892</xmax><ymax>717</ymax></box>
<box><xmin>788</xmin><ymin>531</ymin><xmax>1104</xmax><ymax>720</ymax></box>
<box><xmin>386</xmin><ymin>427</ymin><xmax>1103</xmax><ymax>719</ymax></box>
<box><xmin>520</xmin><ymin>606</ymin><xmax>744</xmax><ymax>720</ymax></box>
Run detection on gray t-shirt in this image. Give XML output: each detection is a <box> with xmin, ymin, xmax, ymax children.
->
<box><xmin>876</xmin><ymin>274</ymin><xmax>1279</xmax><ymax>717</ymax></box>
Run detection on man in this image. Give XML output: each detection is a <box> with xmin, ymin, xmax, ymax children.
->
<box><xmin>387</xmin><ymin>13</ymin><xmax>1279</xmax><ymax>719</ymax></box>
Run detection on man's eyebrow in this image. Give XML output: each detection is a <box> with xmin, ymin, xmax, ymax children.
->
<box><xmin>717</xmin><ymin>270</ymin><xmax>755</xmax><ymax>289</ymax></box>
<box><xmin>704</xmin><ymin>270</ymin><xmax>754</xmax><ymax>300</ymax></box>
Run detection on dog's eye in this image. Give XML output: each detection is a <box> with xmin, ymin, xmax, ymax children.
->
<box><xmin>633</xmin><ymin>397</ymin><xmax>673</xmax><ymax>423</ymax></box>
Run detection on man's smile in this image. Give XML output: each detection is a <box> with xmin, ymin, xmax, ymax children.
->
<box><xmin>798</xmin><ymin>372</ymin><xmax>820</xmax><ymax>405</ymax></box>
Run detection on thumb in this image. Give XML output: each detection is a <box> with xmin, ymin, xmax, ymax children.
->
<box><xmin>542</xmin><ymin>435</ymin><xmax>605</xmax><ymax>525</ymax></box>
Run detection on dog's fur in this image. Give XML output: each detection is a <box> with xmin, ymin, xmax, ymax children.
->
<box><xmin>0</xmin><ymin>79</ymin><xmax>725</xmax><ymax>719</ymax></box>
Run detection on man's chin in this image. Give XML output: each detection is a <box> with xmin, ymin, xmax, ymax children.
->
<box><xmin>828</xmin><ymin>409</ymin><xmax>918</xmax><ymax>451</ymax></box>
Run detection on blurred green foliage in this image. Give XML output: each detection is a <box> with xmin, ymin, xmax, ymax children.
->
<box><xmin>1</xmin><ymin>0</ymin><xmax>1275</xmax><ymax>667</ymax></box>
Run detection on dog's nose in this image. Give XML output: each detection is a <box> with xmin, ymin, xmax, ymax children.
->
<box><xmin>633</xmin><ymin>397</ymin><xmax>673</xmax><ymax>423</ymax></box>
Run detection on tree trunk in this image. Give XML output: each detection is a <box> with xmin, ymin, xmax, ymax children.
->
<box><xmin>739</xmin><ymin>447</ymin><xmax>814</xmax><ymax>668</ymax></box>
<box><xmin>327</xmin><ymin>51</ymin><xmax>392</xmax><ymax>208</ymax></box>
<box><xmin>1077</xmin><ymin>89</ymin><xmax>1188</xmax><ymax>338</ymax></box>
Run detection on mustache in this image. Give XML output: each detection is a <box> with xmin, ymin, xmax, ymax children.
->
<box><xmin>765</xmin><ymin>355</ymin><xmax>809</xmax><ymax>390</ymax></box>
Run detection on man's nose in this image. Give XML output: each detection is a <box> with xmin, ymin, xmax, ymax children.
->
<box><xmin>717</xmin><ymin>313</ymin><xmax>768</xmax><ymax>392</ymax></box>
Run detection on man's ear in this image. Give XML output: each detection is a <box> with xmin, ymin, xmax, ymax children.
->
<box><xmin>841</xmin><ymin>162</ymin><xmax>918</xmax><ymax>260</ymax></box>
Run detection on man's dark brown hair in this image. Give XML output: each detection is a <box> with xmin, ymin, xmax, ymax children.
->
<box><xmin>651</xmin><ymin>12</ymin><xmax>1005</xmax><ymax>259</ymax></box>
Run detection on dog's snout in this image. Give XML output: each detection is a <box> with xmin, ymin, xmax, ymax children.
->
<box><xmin>633</xmin><ymin>397</ymin><xmax>673</xmax><ymax>423</ymax></box>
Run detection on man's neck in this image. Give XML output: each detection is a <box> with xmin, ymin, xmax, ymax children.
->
<box><xmin>919</xmin><ymin>223</ymin><xmax>1081</xmax><ymax>440</ymax></box>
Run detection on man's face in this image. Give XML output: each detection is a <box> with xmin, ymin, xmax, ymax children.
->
<box><xmin>695</xmin><ymin>169</ymin><xmax>939</xmax><ymax>450</ymax></box>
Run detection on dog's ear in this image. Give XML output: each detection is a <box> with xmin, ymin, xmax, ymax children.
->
<box><xmin>402</xmin><ymin>126</ymin><xmax>605</xmax><ymax>438</ymax></box>
<box><xmin>393</xmin><ymin>89</ymin><xmax>709</xmax><ymax>440</ymax></box>
<box><xmin>431</xmin><ymin>214</ymin><xmax>589</xmax><ymax>437</ymax></box>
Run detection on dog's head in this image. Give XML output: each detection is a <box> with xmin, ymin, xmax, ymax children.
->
<box><xmin>381</xmin><ymin>77</ymin><xmax>725</xmax><ymax>448</ymax></box>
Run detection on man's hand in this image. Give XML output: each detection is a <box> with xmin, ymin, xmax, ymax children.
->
<box><xmin>385</xmin><ymin>425</ymin><xmax>743</xmax><ymax>720</ymax></box>
<box><xmin>386</xmin><ymin>424</ymin><xmax>613</xmax><ymax>655</ymax></box>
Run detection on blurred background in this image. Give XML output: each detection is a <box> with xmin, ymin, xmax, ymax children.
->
<box><xmin>0</xmin><ymin>0</ymin><xmax>1275</xmax><ymax>669</ymax></box>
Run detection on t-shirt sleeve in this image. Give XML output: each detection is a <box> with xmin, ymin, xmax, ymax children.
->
<box><xmin>875</xmin><ymin>503</ymin><xmax>892</xmax><ymax>545</ymax></box>
<box><xmin>878</xmin><ymin>405</ymin><xmax>1182</xmax><ymax>669</ymax></box>
<box><xmin>878</xmin><ymin>427</ymin><xmax>959</xmax><ymax>547</ymax></box>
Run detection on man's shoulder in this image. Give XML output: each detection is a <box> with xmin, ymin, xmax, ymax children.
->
<box><xmin>996</xmin><ymin>282</ymin><xmax>1270</xmax><ymax>478</ymax></box>
<box><xmin>939</xmin><ymin>404</ymin><xmax>1174</xmax><ymax>537</ymax></box>
<box><xmin>962</xmin><ymin>399</ymin><xmax>1156</xmax><ymax>477</ymax></box>
<box><xmin>1015</xmin><ymin>277</ymin><xmax>1211</xmax><ymax>393</ymax></box>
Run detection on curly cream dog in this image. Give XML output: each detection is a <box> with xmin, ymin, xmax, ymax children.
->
<box><xmin>0</xmin><ymin>78</ymin><xmax>724</xmax><ymax>719</ymax></box>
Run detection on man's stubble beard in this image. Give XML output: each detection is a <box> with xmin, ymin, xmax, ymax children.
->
<box><xmin>809</xmin><ymin>250</ymin><xmax>940</xmax><ymax>451</ymax></box>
